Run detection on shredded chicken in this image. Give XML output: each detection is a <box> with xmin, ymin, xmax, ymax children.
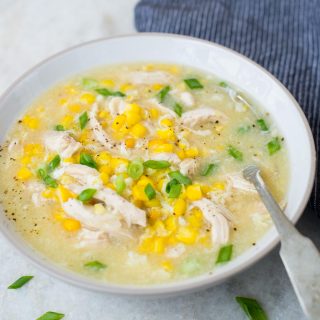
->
<box><xmin>107</xmin><ymin>97</ymin><xmax>127</xmax><ymax>116</ymax></box>
<box><xmin>146</xmin><ymin>98</ymin><xmax>177</xmax><ymax>118</ymax></box>
<box><xmin>43</xmin><ymin>131</ymin><xmax>81</xmax><ymax>158</ymax></box>
<box><xmin>227</xmin><ymin>172</ymin><xmax>256</xmax><ymax>193</ymax></box>
<box><xmin>151</xmin><ymin>152</ymin><xmax>181</xmax><ymax>165</ymax></box>
<box><xmin>192</xmin><ymin>198</ymin><xmax>230</xmax><ymax>245</ymax></box>
<box><xmin>179</xmin><ymin>158</ymin><xmax>199</xmax><ymax>176</ymax></box>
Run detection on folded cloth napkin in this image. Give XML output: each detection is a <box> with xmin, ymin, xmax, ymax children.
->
<box><xmin>135</xmin><ymin>0</ymin><xmax>320</xmax><ymax>210</ymax></box>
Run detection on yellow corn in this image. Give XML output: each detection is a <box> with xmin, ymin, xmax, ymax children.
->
<box><xmin>148</xmin><ymin>208</ymin><xmax>162</xmax><ymax>222</ymax></box>
<box><xmin>100</xmin><ymin>172</ymin><xmax>109</xmax><ymax>185</ymax></box>
<box><xmin>186</xmin><ymin>184</ymin><xmax>203</xmax><ymax>201</ymax></box>
<box><xmin>110</xmin><ymin>158</ymin><xmax>128</xmax><ymax>171</ymax></box>
<box><xmin>68</xmin><ymin>103</ymin><xmax>82</xmax><ymax>113</ymax></box>
<box><xmin>177</xmin><ymin>149</ymin><xmax>186</xmax><ymax>160</ymax></box>
<box><xmin>165</xmin><ymin>215</ymin><xmax>177</xmax><ymax>232</ymax></box>
<box><xmin>24</xmin><ymin>143</ymin><xmax>43</xmax><ymax>156</ymax></box>
<box><xmin>22</xmin><ymin>116</ymin><xmax>39</xmax><ymax>129</ymax></box>
<box><xmin>153</xmin><ymin>237</ymin><xmax>165</xmax><ymax>253</ymax></box>
<box><xmin>173</xmin><ymin>198</ymin><xmax>187</xmax><ymax>216</ymax></box>
<box><xmin>57</xmin><ymin>185</ymin><xmax>76</xmax><ymax>202</ymax></box>
<box><xmin>53</xmin><ymin>212</ymin><xmax>65</xmax><ymax>221</ymax></box>
<box><xmin>120</xmin><ymin>83</ymin><xmax>134</xmax><ymax>92</ymax></box>
<box><xmin>21</xmin><ymin>156</ymin><xmax>31</xmax><ymax>165</ymax></box>
<box><xmin>80</xmin><ymin>92</ymin><xmax>96</xmax><ymax>104</ymax></box>
<box><xmin>144</xmin><ymin>199</ymin><xmax>161</xmax><ymax>208</ymax></box>
<box><xmin>63</xmin><ymin>157</ymin><xmax>74</xmax><ymax>163</ymax></box>
<box><xmin>61</xmin><ymin>115</ymin><xmax>73</xmax><ymax>127</ymax></box>
<box><xmin>212</xmin><ymin>182</ymin><xmax>226</xmax><ymax>191</ymax></box>
<box><xmin>98</xmin><ymin>110</ymin><xmax>110</xmax><ymax>119</ymax></box>
<box><xmin>160</xmin><ymin>118</ymin><xmax>173</xmax><ymax>127</ymax></box>
<box><xmin>63</xmin><ymin>85</ymin><xmax>77</xmax><ymax>95</ymax></box>
<box><xmin>131</xmin><ymin>123</ymin><xmax>147</xmax><ymax>138</ymax></box>
<box><xmin>62</xmin><ymin>218</ymin><xmax>81</xmax><ymax>232</ymax></box>
<box><xmin>112</xmin><ymin>114</ymin><xmax>127</xmax><ymax>131</ymax></box>
<box><xmin>161</xmin><ymin>260</ymin><xmax>173</xmax><ymax>272</ymax></box>
<box><xmin>138</xmin><ymin>237</ymin><xmax>154</xmax><ymax>253</ymax></box>
<box><xmin>149</xmin><ymin>108</ymin><xmax>159</xmax><ymax>119</ymax></box>
<box><xmin>185</xmin><ymin>147</ymin><xmax>199</xmax><ymax>158</ymax></box>
<box><xmin>156</xmin><ymin>128</ymin><xmax>175</xmax><ymax>140</ymax></box>
<box><xmin>150</xmin><ymin>143</ymin><xmax>174</xmax><ymax>153</ymax></box>
<box><xmin>59</xmin><ymin>98</ymin><xmax>68</xmax><ymax>106</ymax></box>
<box><xmin>152</xmin><ymin>83</ymin><xmax>164</xmax><ymax>91</ymax></box>
<box><xmin>100</xmin><ymin>79</ymin><xmax>115</xmax><ymax>87</ymax></box>
<box><xmin>125</xmin><ymin>138</ymin><xmax>136</xmax><ymax>148</ymax></box>
<box><xmin>16</xmin><ymin>167</ymin><xmax>32</xmax><ymax>180</ymax></box>
<box><xmin>126</xmin><ymin>111</ymin><xmax>142</xmax><ymax>127</ymax></box>
<box><xmin>176</xmin><ymin>226</ymin><xmax>197</xmax><ymax>245</ymax></box>
<box><xmin>42</xmin><ymin>189</ymin><xmax>56</xmax><ymax>199</ymax></box>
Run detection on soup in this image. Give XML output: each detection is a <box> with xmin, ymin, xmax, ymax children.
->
<box><xmin>0</xmin><ymin>63</ymin><xmax>288</xmax><ymax>285</ymax></box>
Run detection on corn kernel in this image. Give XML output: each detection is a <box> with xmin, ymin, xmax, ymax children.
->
<box><xmin>161</xmin><ymin>260</ymin><xmax>173</xmax><ymax>272</ymax></box>
<box><xmin>80</xmin><ymin>93</ymin><xmax>96</xmax><ymax>104</ymax></box>
<box><xmin>143</xmin><ymin>64</ymin><xmax>154</xmax><ymax>71</ymax></box>
<box><xmin>148</xmin><ymin>208</ymin><xmax>162</xmax><ymax>222</ymax></box>
<box><xmin>24</xmin><ymin>143</ymin><xmax>43</xmax><ymax>156</ymax></box>
<box><xmin>145</xmin><ymin>199</ymin><xmax>161</xmax><ymax>208</ymax></box>
<box><xmin>59</xmin><ymin>98</ymin><xmax>68</xmax><ymax>105</ymax></box>
<box><xmin>53</xmin><ymin>212</ymin><xmax>65</xmax><ymax>221</ymax></box>
<box><xmin>99</xmin><ymin>164</ymin><xmax>112</xmax><ymax>175</ymax></box>
<box><xmin>120</xmin><ymin>83</ymin><xmax>134</xmax><ymax>92</ymax></box>
<box><xmin>152</xmin><ymin>83</ymin><xmax>164</xmax><ymax>91</ymax></box>
<box><xmin>61</xmin><ymin>115</ymin><xmax>73</xmax><ymax>127</ymax></box>
<box><xmin>176</xmin><ymin>226</ymin><xmax>197</xmax><ymax>244</ymax></box>
<box><xmin>95</xmin><ymin>151</ymin><xmax>111</xmax><ymax>165</ymax></box>
<box><xmin>110</xmin><ymin>158</ymin><xmax>128</xmax><ymax>171</ymax></box>
<box><xmin>21</xmin><ymin>156</ymin><xmax>31</xmax><ymax>165</ymax></box>
<box><xmin>201</xmin><ymin>185</ymin><xmax>212</xmax><ymax>194</ymax></box>
<box><xmin>63</xmin><ymin>218</ymin><xmax>81</xmax><ymax>232</ymax></box>
<box><xmin>156</xmin><ymin>128</ymin><xmax>175</xmax><ymax>141</ymax></box>
<box><xmin>68</xmin><ymin>103</ymin><xmax>82</xmax><ymax>113</ymax></box>
<box><xmin>100</xmin><ymin>172</ymin><xmax>109</xmax><ymax>185</ymax></box>
<box><xmin>100</xmin><ymin>79</ymin><xmax>115</xmax><ymax>87</ymax></box>
<box><xmin>165</xmin><ymin>215</ymin><xmax>177</xmax><ymax>232</ymax></box>
<box><xmin>125</xmin><ymin>138</ymin><xmax>136</xmax><ymax>149</ymax></box>
<box><xmin>98</xmin><ymin>110</ymin><xmax>110</xmax><ymax>119</ymax></box>
<box><xmin>112</xmin><ymin>114</ymin><xmax>127</xmax><ymax>131</ymax></box>
<box><xmin>151</xmin><ymin>143</ymin><xmax>174</xmax><ymax>153</ymax></box>
<box><xmin>22</xmin><ymin>116</ymin><xmax>39</xmax><ymax>129</ymax></box>
<box><xmin>212</xmin><ymin>182</ymin><xmax>226</xmax><ymax>191</ymax></box>
<box><xmin>131</xmin><ymin>123</ymin><xmax>147</xmax><ymax>138</ymax></box>
<box><xmin>149</xmin><ymin>108</ymin><xmax>159</xmax><ymax>119</ymax></box>
<box><xmin>186</xmin><ymin>184</ymin><xmax>203</xmax><ymax>201</ymax></box>
<box><xmin>57</xmin><ymin>185</ymin><xmax>75</xmax><ymax>202</ymax></box>
<box><xmin>16</xmin><ymin>167</ymin><xmax>32</xmax><ymax>180</ymax></box>
<box><xmin>42</xmin><ymin>189</ymin><xmax>56</xmax><ymax>199</ymax></box>
<box><xmin>126</xmin><ymin>111</ymin><xmax>142</xmax><ymax>127</ymax></box>
<box><xmin>160</xmin><ymin>118</ymin><xmax>173</xmax><ymax>127</ymax></box>
<box><xmin>173</xmin><ymin>199</ymin><xmax>186</xmax><ymax>216</ymax></box>
<box><xmin>64</xmin><ymin>85</ymin><xmax>77</xmax><ymax>95</ymax></box>
<box><xmin>63</xmin><ymin>157</ymin><xmax>74</xmax><ymax>163</ymax></box>
<box><xmin>185</xmin><ymin>147</ymin><xmax>199</xmax><ymax>158</ymax></box>
<box><xmin>177</xmin><ymin>149</ymin><xmax>186</xmax><ymax>160</ymax></box>
<box><xmin>153</xmin><ymin>237</ymin><xmax>165</xmax><ymax>253</ymax></box>
<box><xmin>138</xmin><ymin>237</ymin><xmax>154</xmax><ymax>253</ymax></box>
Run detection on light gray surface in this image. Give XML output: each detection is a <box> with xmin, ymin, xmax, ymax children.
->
<box><xmin>1</xmin><ymin>1</ymin><xmax>320</xmax><ymax>319</ymax></box>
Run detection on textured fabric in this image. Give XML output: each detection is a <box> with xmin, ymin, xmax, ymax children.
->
<box><xmin>135</xmin><ymin>0</ymin><xmax>320</xmax><ymax>209</ymax></box>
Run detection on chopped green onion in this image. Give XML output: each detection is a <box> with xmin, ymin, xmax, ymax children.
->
<box><xmin>173</xmin><ymin>103</ymin><xmax>183</xmax><ymax>117</ymax></box>
<box><xmin>227</xmin><ymin>145</ymin><xmax>243</xmax><ymax>161</ymax></box>
<box><xmin>47</xmin><ymin>155</ymin><xmax>61</xmax><ymax>173</ymax></box>
<box><xmin>82</xmin><ymin>78</ymin><xmax>98</xmax><ymax>90</ymax></box>
<box><xmin>80</xmin><ymin>153</ymin><xmax>97</xmax><ymax>169</ymax></box>
<box><xmin>128</xmin><ymin>160</ymin><xmax>144</xmax><ymax>180</ymax></box>
<box><xmin>235</xmin><ymin>297</ymin><xmax>268</xmax><ymax>320</ymax></box>
<box><xmin>169</xmin><ymin>171</ymin><xmax>192</xmax><ymax>185</ymax></box>
<box><xmin>77</xmin><ymin>188</ymin><xmax>97</xmax><ymax>202</ymax></box>
<box><xmin>84</xmin><ymin>260</ymin><xmax>107</xmax><ymax>271</ymax></box>
<box><xmin>166</xmin><ymin>179</ymin><xmax>182</xmax><ymax>198</ymax></box>
<box><xmin>256</xmin><ymin>119</ymin><xmax>269</xmax><ymax>132</ymax></box>
<box><xmin>267</xmin><ymin>137</ymin><xmax>281</xmax><ymax>155</ymax></box>
<box><xmin>219</xmin><ymin>81</ymin><xmax>228</xmax><ymax>88</ymax></box>
<box><xmin>37</xmin><ymin>169</ymin><xmax>58</xmax><ymax>188</ymax></box>
<box><xmin>201</xmin><ymin>163</ymin><xmax>218</xmax><ymax>176</ymax></box>
<box><xmin>143</xmin><ymin>160</ymin><xmax>171</xmax><ymax>169</ymax></box>
<box><xmin>184</xmin><ymin>78</ymin><xmax>203</xmax><ymax>89</ymax></box>
<box><xmin>144</xmin><ymin>183</ymin><xmax>156</xmax><ymax>200</ymax></box>
<box><xmin>237</xmin><ymin>125</ymin><xmax>251</xmax><ymax>134</ymax></box>
<box><xmin>79</xmin><ymin>111</ymin><xmax>88</xmax><ymax>130</ymax></box>
<box><xmin>157</xmin><ymin>86</ymin><xmax>171</xmax><ymax>103</ymax></box>
<box><xmin>95</xmin><ymin>88</ymin><xmax>125</xmax><ymax>97</ymax></box>
<box><xmin>54</xmin><ymin>124</ymin><xmax>65</xmax><ymax>131</ymax></box>
<box><xmin>36</xmin><ymin>311</ymin><xmax>65</xmax><ymax>320</ymax></box>
<box><xmin>216</xmin><ymin>244</ymin><xmax>233</xmax><ymax>264</ymax></box>
<box><xmin>8</xmin><ymin>275</ymin><xmax>33</xmax><ymax>289</ymax></box>
<box><xmin>115</xmin><ymin>174</ymin><xmax>126</xmax><ymax>194</ymax></box>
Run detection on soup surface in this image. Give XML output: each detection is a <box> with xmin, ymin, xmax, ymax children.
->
<box><xmin>0</xmin><ymin>63</ymin><xmax>288</xmax><ymax>285</ymax></box>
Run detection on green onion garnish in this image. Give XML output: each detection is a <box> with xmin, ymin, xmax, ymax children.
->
<box><xmin>143</xmin><ymin>160</ymin><xmax>171</xmax><ymax>169</ymax></box>
<box><xmin>80</xmin><ymin>153</ymin><xmax>97</xmax><ymax>169</ymax></box>
<box><xmin>216</xmin><ymin>244</ymin><xmax>233</xmax><ymax>264</ymax></box>
<box><xmin>184</xmin><ymin>78</ymin><xmax>203</xmax><ymax>89</ymax></box>
<box><xmin>36</xmin><ymin>311</ymin><xmax>65</xmax><ymax>320</ymax></box>
<box><xmin>82</xmin><ymin>78</ymin><xmax>98</xmax><ymax>90</ymax></box>
<box><xmin>47</xmin><ymin>155</ymin><xmax>61</xmax><ymax>173</ymax></box>
<box><xmin>235</xmin><ymin>297</ymin><xmax>268</xmax><ymax>320</ymax></box>
<box><xmin>173</xmin><ymin>103</ymin><xmax>183</xmax><ymax>117</ymax></box>
<box><xmin>256</xmin><ymin>119</ymin><xmax>269</xmax><ymax>132</ymax></box>
<box><xmin>168</xmin><ymin>171</ymin><xmax>192</xmax><ymax>185</ymax></box>
<box><xmin>144</xmin><ymin>183</ymin><xmax>156</xmax><ymax>200</ymax></box>
<box><xmin>267</xmin><ymin>137</ymin><xmax>281</xmax><ymax>155</ymax></box>
<box><xmin>54</xmin><ymin>124</ymin><xmax>65</xmax><ymax>131</ymax></box>
<box><xmin>95</xmin><ymin>88</ymin><xmax>125</xmax><ymax>97</ymax></box>
<box><xmin>37</xmin><ymin>168</ymin><xmax>58</xmax><ymax>188</ymax></box>
<box><xmin>237</xmin><ymin>125</ymin><xmax>251</xmax><ymax>134</ymax></box>
<box><xmin>227</xmin><ymin>145</ymin><xmax>243</xmax><ymax>161</ymax></box>
<box><xmin>77</xmin><ymin>188</ymin><xmax>97</xmax><ymax>202</ymax></box>
<box><xmin>127</xmin><ymin>160</ymin><xmax>144</xmax><ymax>180</ymax></box>
<box><xmin>201</xmin><ymin>163</ymin><xmax>218</xmax><ymax>176</ymax></box>
<box><xmin>84</xmin><ymin>260</ymin><xmax>107</xmax><ymax>270</ymax></box>
<box><xmin>166</xmin><ymin>179</ymin><xmax>182</xmax><ymax>198</ymax></box>
<box><xmin>8</xmin><ymin>275</ymin><xmax>33</xmax><ymax>289</ymax></box>
<box><xmin>115</xmin><ymin>174</ymin><xmax>126</xmax><ymax>194</ymax></box>
<box><xmin>79</xmin><ymin>111</ymin><xmax>88</xmax><ymax>130</ymax></box>
<box><xmin>219</xmin><ymin>81</ymin><xmax>228</xmax><ymax>88</ymax></box>
<box><xmin>157</xmin><ymin>86</ymin><xmax>171</xmax><ymax>103</ymax></box>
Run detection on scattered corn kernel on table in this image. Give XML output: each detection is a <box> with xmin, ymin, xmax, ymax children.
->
<box><xmin>0</xmin><ymin>0</ymin><xmax>319</xmax><ymax>319</ymax></box>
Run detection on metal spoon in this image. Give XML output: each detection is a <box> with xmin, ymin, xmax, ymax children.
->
<box><xmin>243</xmin><ymin>165</ymin><xmax>320</xmax><ymax>320</ymax></box>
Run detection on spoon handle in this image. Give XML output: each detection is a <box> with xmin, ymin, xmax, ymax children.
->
<box><xmin>243</xmin><ymin>165</ymin><xmax>320</xmax><ymax>320</ymax></box>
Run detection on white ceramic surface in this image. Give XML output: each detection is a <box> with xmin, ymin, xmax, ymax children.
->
<box><xmin>0</xmin><ymin>34</ymin><xmax>315</xmax><ymax>296</ymax></box>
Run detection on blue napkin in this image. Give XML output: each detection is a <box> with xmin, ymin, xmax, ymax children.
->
<box><xmin>135</xmin><ymin>0</ymin><xmax>320</xmax><ymax>210</ymax></box>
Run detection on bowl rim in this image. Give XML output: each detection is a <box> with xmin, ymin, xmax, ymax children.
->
<box><xmin>0</xmin><ymin>32</ymin><xmax>316</xmax><ymax>296</ymax></box>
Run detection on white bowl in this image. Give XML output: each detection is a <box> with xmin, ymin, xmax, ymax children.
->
<box><xmin>0</xmin><ymin>34</ymin><xmax>316</xmax><ymax>296</ymax></box>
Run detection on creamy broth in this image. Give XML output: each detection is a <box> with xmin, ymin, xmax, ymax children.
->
<box><xmin>0</xmin><ymin>63</ymin><xmax>288</xmax><ymax>284</ymax></box>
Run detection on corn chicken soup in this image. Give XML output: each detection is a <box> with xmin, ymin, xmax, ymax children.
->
<box><xmin>0</xmin><ymin>64</ymin><xmax>288</xmax><ymax>285</ymax></box>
